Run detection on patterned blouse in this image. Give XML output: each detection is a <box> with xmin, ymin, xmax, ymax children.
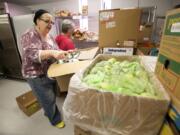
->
<box><xmin>21</xmin><ymin>28</ymin><xmax>59</xmax><ymax>78</ymax></box>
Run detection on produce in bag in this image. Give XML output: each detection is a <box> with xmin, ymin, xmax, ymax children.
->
<box><xmin>83</xmin><ymin>58</ymin><xmax>160</xmax><ymax>99</ymax></box>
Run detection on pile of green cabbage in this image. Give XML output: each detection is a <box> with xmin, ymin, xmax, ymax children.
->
<box><xmin>83</xmin><ymin>58</ymin><xmax>160</xmax><ymax>99</ymax></box>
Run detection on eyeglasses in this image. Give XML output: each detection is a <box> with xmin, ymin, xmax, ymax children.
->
<box><xmin>40</xmin><ymin>18</ymin><xmax>55</xmax><ymax>25</ymax></box>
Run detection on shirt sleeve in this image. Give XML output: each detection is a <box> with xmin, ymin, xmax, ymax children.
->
<box><xmin>21</xmin><ymin>33</ymin><xmax>41</xmax><ymax>63</ymax></box>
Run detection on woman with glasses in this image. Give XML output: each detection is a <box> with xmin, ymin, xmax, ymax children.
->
<box><xmin>21</xmin><ymin>9</ymin><xmax>66</xmax><ymax>128</ymax></box>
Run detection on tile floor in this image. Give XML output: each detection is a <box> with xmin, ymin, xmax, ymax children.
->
<box><xmin>0</xmin><ymin>78</ymin><xmax>74</xmax><ymax>135</ymax></box>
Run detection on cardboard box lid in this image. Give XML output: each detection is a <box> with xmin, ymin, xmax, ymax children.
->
<box><xmin>99</xmin><ymin>8</ymin><xmax>141</xmax><ymax>48</ymax></box>
<box><xmin>48</xmin><ymin>60</ymin><xmax>92</xmax><ymax>77</ymax></box>
<box><xmin>78</xmin><ymin>47</ymin><xmax>99</xmax><ymax>60</ymax></box>
<box><xmin>48</xmin><ymin>47</ymin><xmax>98</xmax><ymax>78</ymax></box>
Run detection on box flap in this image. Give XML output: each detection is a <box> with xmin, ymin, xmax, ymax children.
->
<box><xmin>48</xmin><ymin>60</ymin><xmax>92</xmax><ymax>77</ymax></box>
<box><xmin>78</xmin><ymin>47</ymin><xmax>99</xmax><ymax>60</ymax></box>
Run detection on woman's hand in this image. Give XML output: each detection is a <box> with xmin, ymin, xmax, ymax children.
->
<box><xmin>67</xmin><ymin>48</ymin><xmax>77</xmax><ymax>53</ymax></box>
<box><xmin>39</xmin><ymin>50</ymin><xmax>68</xmax><ymax>61</ymax></box>
<box><xmin>52</xmin><ymin>50</ymin><xmax>68</xmax><ymax>60</ymax></box>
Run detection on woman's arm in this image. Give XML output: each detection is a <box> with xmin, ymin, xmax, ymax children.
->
<box><xmin>39</xmin><ymin>50</ymin><xmax>67</xmax><ymax>61</ymax></box>
<box><xmin>21</xmin><ymin>33</ymin><xmax>68</xmax><ymax>63</ymax></box>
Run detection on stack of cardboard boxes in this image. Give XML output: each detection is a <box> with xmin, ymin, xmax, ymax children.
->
<box><xmin>156</xmin><ymin>8</ymin><xmax>180</xmax><ymax>134</ymax></box>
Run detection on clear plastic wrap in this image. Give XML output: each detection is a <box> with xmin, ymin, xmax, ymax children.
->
<box><xmin>63</xmin><ymin>54</ymin><xmax>170</xmax><ymax>135</ymax></box>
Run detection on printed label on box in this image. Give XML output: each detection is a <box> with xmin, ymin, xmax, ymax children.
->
<box><xmin>100</xmin><ymin>11</ymin><xmax>114</xmax><ymax>22</ymax></box>
<box><xmin>106</xmin><ymin>21</ymin><xmax>116</xmax><ymax>28</ymax></box>
<box><xmin>103</xmin><ymin>48</ymin><xmax>133</xmax><ymax>56</ymax></box>
<box><xmin>171</xmin><ymin>22</ymin><xmax>180</xmax><ymax>33</ymax></box>
<box><xmin>123</xmin><ymin>41</ymin><xmax>135</xmax><ymax>47</ymax></box>
<box><xmin>164</xmin><ymin>13</ymin><xmax>180</xmax><ymax>36</ymax></box>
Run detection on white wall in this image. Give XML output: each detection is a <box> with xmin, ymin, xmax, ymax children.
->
<box><xmin>28</xmin><ymin>0</ymin><xmax>176</xmax><ymax>16</ymax></box>
<box><xmin>139</xmin><ymin>0</ymin><xmax>173</xmax><ymax>16</ymax></box>
<box><xmin>88</xmin><ymin>0</ymin><xmax>101</xmax><ymax>15</ymax></box>
<box><xmin>112</xmin><ymin>0</ymin><xmax>139</xmax><ymax>9</ymax></box>
<box><xmin>112</xmin><ymin>0</ymin><xmax>173</xmax><ymax>16</ymax></box>
<box><xmin>5</xmin><ymin>2</ymin><xmax>32</xmax><ymax>16</ymax></box>
<box><xmin>28</xmin><ymin>0</ymin><xmax>102</xmax><ymax>15</ymax></box>
<box><xmin>88</xmin><ymin>0</ymin><xmax>101</xmax><ymax>32</ymax></box>
<box><xmin>28</xmin><ymin>0</ymin><xmax>79</xmax><ymax>14</ymax></box>
<box><xmin>27</xmin><ymin>0</ymin><xmax>79</xmax><ymax>35</ymax></box>
<box><xmin>28</xmin><ymin>0</ymin><xmax>101</xmax><ymax>33</ymax></box>
<box><xmin>27</xmin><ymin>0</ymin><xmax>175</xmax><ymax>33</ymax></box>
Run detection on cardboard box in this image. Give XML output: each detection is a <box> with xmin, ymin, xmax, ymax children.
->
<box><xmin>63</xmin><ymin>54</ymin><xmax>170</xmax><ymax>135</ymax></box>
<box><xmin>99</xmin><ymin>8</ymin><xmax>141</xmax><ymax>48</ymax></box>
<box><xmin>16</xmin><ymin>91</ymin><xmax>41</xmax><ymax>116</ymax></box>
<box><xmin>160</xmin><ymin>104</ymin><xmax>180</xmax><ymax>135</ymax></box>
<box><xmin>48</xmin><ymin>47</ymin><xmax>99</xmax><ymax>92</ymax></box>
<box><xmin>155</xmin><ymin>8</ymin><xmax>180</xmax><ymax>111</ymax></box>
<box><xmin>160</xmin><ymin>120</ymin><xmax>179</xmax><ymax>135</ymax></box>
<box><xmin>138</xmin><ymin>26</ymin><xmax>153</xmax><ymax>44</ymax></box>
<box><xmin>168</xmin><ymin>105</ymin><xmax>180</xmax><ymax>131</ymax></box>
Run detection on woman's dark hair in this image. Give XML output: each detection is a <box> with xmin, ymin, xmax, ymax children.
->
<box><xmin>33</xmin><ymin>9</ymin><xmax>49</xmax><ymax>25</ymax></box>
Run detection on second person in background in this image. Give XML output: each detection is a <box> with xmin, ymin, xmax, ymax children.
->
<box><xmin>55</xmin><ymin>19</ymin><xmax>75</xmax><ymax>51</ymax></box>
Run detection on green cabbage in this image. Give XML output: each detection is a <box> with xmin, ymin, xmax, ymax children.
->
<box><xmin>83</xmin><ymin>58</ymin><xmax>160</xmax><ymax>99</ymax></box>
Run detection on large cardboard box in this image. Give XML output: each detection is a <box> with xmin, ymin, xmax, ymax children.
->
<box><xmin>63</xmin><ymin>54</ymin><xmax>170</xmax><ymax>135</ymax></box>
<box><xmin>155</xmin><ymin>8</ymin><xmax>180</xmax><ymax>111</ymax></box>
<box><xmin>99</xmin><ymin>8</ymin><xmax>141</xmax><ymax>48</ymax></box>
<box><xmin>16</xmin><ymin>91</ymin><xmax>41</xmax><ymax>116</ymax></box>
